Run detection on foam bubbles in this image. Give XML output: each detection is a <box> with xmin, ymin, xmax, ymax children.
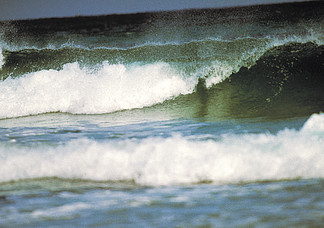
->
<box><xmin>0</xmin><ymin>62</ymin><xmax>194</xmax><ymax>118</ymax></box>
<box><xmin>301</xmin><ymin>113</ymin><xmax>324</xmax><ymax>133</ymax></box>
<box><xmin>31</xmin><ymin>202</ymin><xmax>91</xmax><ymax>218</ymax></box>
<box><xmin>0</xmin><ymin>48</ymin><xmax>4</xmax><ymax>69</ymax></box>
<box><xmin>0</xmin><ymin>114</ymin><xmax>323</xmax><ymax>185</ymax></box>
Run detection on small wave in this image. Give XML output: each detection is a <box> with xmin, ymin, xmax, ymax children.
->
<box><xmin>0</xmin><ymin>113</ymin><xmax>323</xmax><ymax>185</ymax></box>
<box><xmin>0</xmin><ymin>62</ymin><xmax>194</xmax><ymax>119</ymax></box>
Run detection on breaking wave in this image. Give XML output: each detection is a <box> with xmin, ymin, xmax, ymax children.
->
<box><xmin>0</xmin><ymin>40</ymin><xmax>323</xmax><ymax>119</ymax></box>
<box><xmin>0</xmin><ymin>62</ymin><xmax>193</xmax><ymax>118</ymax></box>
<box><xmin>0</xmin><ymin>113</ymin><xmax>324</xmax><ymax>186</ymax></box>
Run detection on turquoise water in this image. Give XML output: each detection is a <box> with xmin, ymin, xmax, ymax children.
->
<box><xmin>1</xmin><ymin>1</ymin><xmax>324</xmax><ymax>227</ymax></box>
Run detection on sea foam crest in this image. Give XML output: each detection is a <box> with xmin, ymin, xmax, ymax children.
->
<box><xmin>199</xmin><ymin>33</ymin><xmax>324</xmax><ymax>88</ymax></box>
<box><xmin>0</xmin><ymin>62</ymin><xmax>194</xmax><ymax>118</ymax></box>
<box><xmin>301</xmin><ymin>112</ymin><xmax>324</xmax><ymax>133</ymax></box>
<box><xmin>0</xmin><ymin>113</ymin><xmax>324</xmax><ymax>185</ymax></box>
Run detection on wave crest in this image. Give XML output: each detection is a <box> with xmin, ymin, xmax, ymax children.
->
<box><xmin>0</xmin><ymin>62</ymin><xmax>193</xmax><ymax>119</ymax></box>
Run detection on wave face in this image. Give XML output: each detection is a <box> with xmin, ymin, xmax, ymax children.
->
<box><xmin>1</xmin><ymin>113</ymin><xmax>324</xmax><ymax>185</ymax></box>
<box><xmin>0</xmin><ymin>42</ymin><xmax>323</xmax><ymax>119</ymax></box>
<box><xmin>0</xmin><ymin>1</ymin><xmax>324</xmax><ymax>119</ymax></box>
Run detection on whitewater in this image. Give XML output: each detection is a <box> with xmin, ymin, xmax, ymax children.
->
<box><xmin>0</xmin><ymin>62</ymin><xmax>193</xmax><ymax>118</ymax></box>
<box><xmin>1</xmin><ymin>113</ymin><xmax>324</xmax><ymax>185</ymax></box>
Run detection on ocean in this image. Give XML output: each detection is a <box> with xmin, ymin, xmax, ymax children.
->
<box><xmin>0</xmin><ymin>1</ymin><xmax>324</xmax><ymax>227</ymax></box>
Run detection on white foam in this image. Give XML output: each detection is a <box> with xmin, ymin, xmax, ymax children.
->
<box><xmin>0</xmin><ymin>48</ymin><xmax>4</xmax><ymax>69</ymax></box>
<box><xmin>301</xmin><ymin>112</ymin><xmax>324</xmax><ymax>133</ymax></box>
<box><xmin>1</xmin><ymin>114</ymin><xmax>324</xmax><ymax>185</ymax></box>
<box><xmin>31</xmin><ymin>202</ymin><xmax>91</xmax><ymax>218</ymax></box>
<box><xmin>0</xmin><ymin>62</ymin><xmax>194</xmax><ymax>118</ymax></box>
<box><xmin>201</xmin><ymin>60</ymin><xmax>236</xmax><ymax>88</ymax></box>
